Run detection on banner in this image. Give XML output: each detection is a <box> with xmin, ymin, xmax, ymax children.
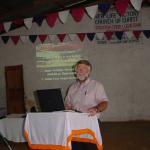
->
<box><xmin>95</xmin><ymin>8</ymin><xmax>141</xmax><ymax>31</ymax></box>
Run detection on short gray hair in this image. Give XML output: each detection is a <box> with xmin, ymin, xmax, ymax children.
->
<box><xmin>75</xmin><ymin>60</ymin><xmax>92</xmax><ymax>71</ymax></box>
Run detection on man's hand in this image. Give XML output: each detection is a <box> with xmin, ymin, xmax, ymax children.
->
<box><xmin>88</xmin><ymin>107</ymin><xmax>98</xmax><ymax>116</ymax></box>
<box><xmin>88</xmin><ymin>101</ymin><xmax>108</xmax><ymax>116</ymax></box>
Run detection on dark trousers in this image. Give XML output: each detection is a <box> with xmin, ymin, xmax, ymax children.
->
<box><xmin>71</xmin><ymin>141</ymin><xmax>98</xmax><ymax>150</ymax></box>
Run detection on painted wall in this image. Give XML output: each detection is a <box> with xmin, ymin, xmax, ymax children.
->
<box><xmin>0</xmin><ymin>7</ymin><xmax>150</xmax><ymax>121</ymax></box>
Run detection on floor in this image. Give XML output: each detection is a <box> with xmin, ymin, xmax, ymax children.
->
<box><xmin>0</xmin><ymin>121</ymin><xmax>150</xmax><ymax>150</ymax></box>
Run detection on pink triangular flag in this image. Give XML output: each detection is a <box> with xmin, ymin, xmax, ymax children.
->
<box><xmin>46</xmin><ymin>12</ymin><xmax>58</xmax><ymax>27</ymax></box>
<box><xmin>133</xmin><ymin>31</ymin><xmax>141</xmax><ymax>39</ymax></box>
<box><xmin>85</xmin><ymin>5</ymin><xmax>98</xmax><ymax>19</ymax></box>
<box><xmin>11</xmin><ymin>36</ymin><xmax>20</xmax><ymax>45</ymax></box>
<box><xmin>115</xmin><ymin>0</ymin><xmax>129</xmax><ymax>16</ymax></box>
<box><xmin>58</xmin><ymin>10</ymin><xmax>69</xmax><ymax>24</ymax></box>
<box><xmin>70</xmin><ymin>7</ymin><xmax>85</xmax><ymax>22</ymax></box>
<box><xmin>39</xmin><ymin>35</ymin><xmax>47</xmax><ymax>43</ymax></box>
<box><xmin>104</xmin><ymin>32</ymin><xmax>113</xmax><ymax>40</ymax></box>
<box><xmin>77</xmin><ymin>33</ymin><xmax>86</xmax><ymax>41</ymax></box>
<box><xmin>57</xmin><ymin>34</ymin><xmax>66</xmax><ymax>42</ymax></box>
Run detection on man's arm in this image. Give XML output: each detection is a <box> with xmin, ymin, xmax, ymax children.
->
<box><xmin>88</xmin><ymin>100</ymin><xmax>108</xmax><ymax>116</ymax></box>
<box><xmin>96</xmin><ymin>101</ymin><xmax>108</xmax><ymax>112</ymax></box>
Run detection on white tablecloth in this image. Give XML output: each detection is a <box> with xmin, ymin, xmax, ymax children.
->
<box><xmin>0</xmin><ymin>116</ymin><xmax>26</xmax><ymax>142</ymax></box>
<box><xmin>24</xmin><ymin>112</ymin><xmax>102</xmax><ymax>150</ymax></box>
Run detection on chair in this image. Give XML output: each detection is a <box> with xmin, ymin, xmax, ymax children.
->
<box><xmin>35</xmin><ymin>88</ymin><xmax>65</xmax><ymax>112</ymax></box>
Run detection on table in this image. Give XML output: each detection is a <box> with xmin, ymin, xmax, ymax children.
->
<box><xmin>24</xmin><ymin>112</ymin><xmax>102</xmax><ymax>150</ymax></box>
<box><xmin>0</xmin><ymin>114</ymin><xmax>26</xmax><ymax>142</ymax></box>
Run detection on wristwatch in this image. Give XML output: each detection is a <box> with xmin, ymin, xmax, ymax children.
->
<box><xmin>95</xmin><ymin>107</ymin><xmax>98</xmax><ymax>113</ymax></box>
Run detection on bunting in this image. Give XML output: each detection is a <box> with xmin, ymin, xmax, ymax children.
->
<box><xmin>11</xmin><ymin>36</ymin><xmax>20</xmax><ymax>45</ymax></box>
<box><xmin>1</xmin><ymin>36</ymin><xmax>9</xmax><ymax>43</ymax></box>
<box><xmin>125</xmin><ymin>31</ymin><xmax>133</xmax><ymax>39</ymax></box>
<box><xmin>24</xmin><ymin>18</ymin><xmax>33</xmax><ymax>29</ymax></box>
<box><xmin>48</xmin><ymin>35</ymin><xmax>56</xmax><ymax>42</ymax></box>
<box><xmin>115</xmin><ymin>0</ymin><xmax>129</xmax><ymax>16</ymax></box>
<box><xmin>133</xmin><ymin>31</ymin><xmax>141</xmax><ymax>39</ymax></box>
<box><xmin>29</xmin><ymin>35</ymin><xmax>37</xmax><ymax>43</ymax></box>
<box><xmin>20</xmin><ymin>36</ymin><xmax>29</xmax><ymax>43</ymax></box>
<box><xmin>87</xmin><ymin>33</ymin><xmax>96</xmax><ymax>41</ymax></box>
<box><xmin>96</xmin><ymin>33</ymin><xmax>104</xmax><ymax>40</ymax></box>
<box><xmin>1</xmin><ymin>30</ymin><xmax>150</xmax><ymax>45</ymax></box>
<box><xmin>4</xmin><ymin>22</ymin><xmax>11</xmax><ymax>32</ymax></box>
<box><xmin>57</xmin><ymin>34</ymin><xmax>66</xmax><ymax>42</ymax></box>
<box><xmin>46</xmin><ymin>12</ymin><xmax>58</xmax><ymax>27</ymax></box>
<box><xmin>70</xmin><ymin>7</ymin><xmax>85</xmax><ymax>22</ymax></box>
<box><xmin>0</xmin><ymin>23</ymin><xmax>4</xmax><ymax>31</ymax></box>
<box><xmin>115</xmin><ymin>31</ymin><xmax>124</xmax><ymax>40</ymax></box>
<box><xmin>98</xmin><ymin>3</ymin><xmax>111</xmax><ymax>13</ymax></box>
<box><xmin>143</xmin><ymin>30</ymin><xmax>150</xmax><ymax>38</ymax></box>
<box><xmin>104</xmin><ymin>32</ymin><xmax>113</xmax><ymax>40</ymax></box>
<box><xmin>68</xmin><ymin>34</ymin><xmax>77</xmax><ymax>41</ymax></box>
<box><xmin>77</xmin><ymin>33</ymin><xmax>86</xmax><ymax>41</ymax></box>
<box><xmin>33</xmin><ymin>16</ymin><xmax>44</xmax><ymax>26</ymax></box>
<box><xmin>39</xmin><ymin>35</ymin><xmax>47</xmax><ymax>43</ymax></box>
<box><xmin>0</xmin><ymin>2</ymin><xmax>149</xmax><ymax>33</ymax></box>
<box><xmin>85</xmin><ymin>5</ymin><xmax>98</xmax><ymax>19</ymax></box>
<box><xmin>58</xmin><ymin>10</ymin><xmax>69</xmax><ymax>24</ymax></box>
<box><xmin>130</xmin><ymin>0</ymin><xmax>143</xmax><ymax>11</ymax></box>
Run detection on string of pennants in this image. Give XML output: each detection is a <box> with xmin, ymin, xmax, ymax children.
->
<box><xmin>0</xmin><ymin>0</ymin><xmax>150</xmax><ymax>33</ymax></box>
<box><xmin>1</xmin><ymin>30</ymin><xmax>150</xmax><ymax>45</ymax></box>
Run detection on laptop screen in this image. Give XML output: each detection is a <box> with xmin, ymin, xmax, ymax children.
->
<box><xmin>36</xmin><ymin>88</ymin><xmax>65</xmax><ymax>112</ymax></box>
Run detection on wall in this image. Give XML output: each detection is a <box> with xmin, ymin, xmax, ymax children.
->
<box><xmin>0</xmin><ymin>7</ymin><xmax>150</xmax><ymax>121</ymax></box>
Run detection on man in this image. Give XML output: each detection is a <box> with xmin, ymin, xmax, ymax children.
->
<box><xmin>65</xmin><ymin>59</ymin><xmax>108</xmax><ymax>116</ymax></box>
<box><xmin>65</xmin><ymin>60</ymin><xmax>108</xmax><ymax>150</ymax></box>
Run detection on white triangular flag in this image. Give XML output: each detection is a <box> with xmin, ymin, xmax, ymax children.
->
<box><xmin>125</xmin><ymin>31</ymin><xmax>133</xmax><ymax>39</ymax></box>
<box><xmin>48</xmin><ymin>35</ymin><xmax>56</xmax><ymax>42</ymax></box>
<box><xmin>68</xmin><ymin>34</ymin><xmax>77</xmax><ymax>41</ymax></box>
<box><xmin>4</xmin><ymin>21</ymin><xmax>11</xmax><ymax>32</ymax></box>
<box><xmin>85</xmin><ymin>5</ymin><xmax>98</xmax><ymax>19</ymax></box>
<box><xmin>20</xmin><ymin>36</ymin><xmax>29</xmax><ymax>43</ymax></box>
<box><xmin>24</xmin><ymin>17</ymin><xmax>33</xmax><ymax>29</ymax></box>
<box><xmin>96</xmin><ymin>33</ymin><xmax>104</xmax><ymax>40</ymax></box>
<box><xmin>130</xmin><ymin>0</ymin><xmax>143</xmax><ymax>11</ymax></box>
<box><xmin>58</xmin><ymin>10</ymin><xmax>69</xmax><ymax>24</ymax></box>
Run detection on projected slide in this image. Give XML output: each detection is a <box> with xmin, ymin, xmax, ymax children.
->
<box><xmin>36</xmin><ymin>43</ymin><xmax>85</xmax><ymax>80</ymax></box>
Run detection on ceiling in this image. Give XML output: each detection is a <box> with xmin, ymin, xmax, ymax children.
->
<box><xmin>0</xmin><ymin>0</ymin><xmax>114</xmax><ymax>23</ymax></box>
<box><xmin>0</xmin><ymin>0</ymin><xmax>149</xmax><ymax>23</ymax></box>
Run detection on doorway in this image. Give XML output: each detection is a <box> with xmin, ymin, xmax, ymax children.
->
<box><xmin>5</xmin><ymin>64</ymin><xmax>25</xmax><ymax>114</ymax></box>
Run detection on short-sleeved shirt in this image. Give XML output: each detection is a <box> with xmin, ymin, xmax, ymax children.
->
<box><xmin>65</xmin><ymin>78</ymin><xmax>108</xmax><ymax>112</ymax></box>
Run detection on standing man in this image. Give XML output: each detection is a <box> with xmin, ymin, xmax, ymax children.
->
<box><xmin>65</xmin><ymin>59</ymin><xmax>108</xmax><ymax>116</ymax></box>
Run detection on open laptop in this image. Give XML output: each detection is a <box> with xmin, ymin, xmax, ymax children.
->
<box><xmin>35</xmin><ymin>88</ymin><xmax>65</xmax><ymax>112</ymax></box>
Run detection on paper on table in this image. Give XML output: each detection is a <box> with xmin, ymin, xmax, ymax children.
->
<box><xmin>6</xmin><ymin>113</ymin><xmax>26</xmax><ymax>118</ymax></box>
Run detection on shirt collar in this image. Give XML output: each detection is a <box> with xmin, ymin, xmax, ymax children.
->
<box><xmin>77</xmin><ymin>77</ymin><xmax>91</xmax><ymax>87</ymax></box>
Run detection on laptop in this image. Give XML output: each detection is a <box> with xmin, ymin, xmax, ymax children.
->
<box><xmin>35</xmin><ymin>88</ymin><xmax>65</xmax><ymax>112</ymax></box>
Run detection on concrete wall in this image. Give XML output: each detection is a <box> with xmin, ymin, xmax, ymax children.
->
<box><xmin>0</xmin><ymin>7</ymin><xmax>150</xmax><ymax>121</ymax></box>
